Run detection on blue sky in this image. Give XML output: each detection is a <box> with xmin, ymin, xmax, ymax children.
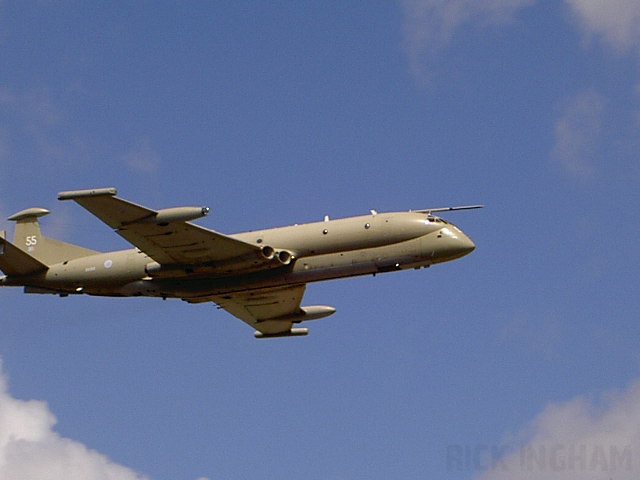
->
<box><xmin>1</xmin><ymin>1</ymin><xmax>640</xmax><ymax>479</ymax></box>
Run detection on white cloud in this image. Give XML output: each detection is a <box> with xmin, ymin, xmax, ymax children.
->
<box><xmin>400</xmin><ymin>0</ymin><xmax>640</xmax><ymax>66</ymax></box>
<box><xmin>0</xmin><ymin>127</ymin><xmax>9</xmax><ymax>163</ymax></box>
<box><xmin>474</xmin><ymin>380</ymin><xmax>640</xmax><ymax>479</ymax></box>
<box><xmin>0</xmin><ymin>365</ymin><xmax>150</xmax><ymax>480</ymax></box>
<box><xmin>499</xmin><ymin>314</ymin><xmax>563</xmax><ymax>360</ymax></box>
<box><xmin>565</xmin><ymin>0</ymin><xmax>640</xmax><ymax>54</ymax></box>
<box><xmin>119</xmin><ymin>137</ymin><xmax>161</xmax><ymax>173</ymax></box>
<box><xmin>552</xmin><ymin>89</ymin><xmax>606</xmax><ymax>178</ymax></box>
<box><xmin>0</xmin><ymin>85</ymin><xmax>71</xmax><ymax>165</ymax></box>
<box><xmin>22</xmin><ymin>88</ymin><xmax>65</xmax><ymax>129</ymax></box>
<box><xmin>0</xmin><ymin>127</ymin><xmax>9</xmax><ymax>220</ymax></box>
<box><xmin>0</xmin><ymin>86</ymin><xmax>15</xmax><ymax>106</ymax></box>
<box><xmin>399</xmin><ymin>0</ymin><xmax>535</xmax><ymax>81</ymax></box>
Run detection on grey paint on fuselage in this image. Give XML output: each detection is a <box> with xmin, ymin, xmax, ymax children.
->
<box><xmin>9</xmin><ymin>211</ymin><xmax>472</xmax><ymax>297</ymax></box>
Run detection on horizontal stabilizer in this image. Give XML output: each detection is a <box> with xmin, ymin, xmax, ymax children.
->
<box><xmin>0</xmin><ymin>234</ymin><xmax>48</xmax><ymax>276</ymax></box>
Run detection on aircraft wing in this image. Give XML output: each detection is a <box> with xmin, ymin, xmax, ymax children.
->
<box><xmin>185</xmin><ymin>285</ymin><xmax>310</xmax><ymax>337</ymax></box>
<box><xmin>58</xmin><ymin>188</ymin><xmax>267</xmax><ymax>266</ymax></box>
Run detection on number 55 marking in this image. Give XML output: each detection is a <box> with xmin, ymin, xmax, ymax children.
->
<box><xmin>26</xmin><ymin>235</ymin><xmax>37</xmax><ymax>247</ymax></box>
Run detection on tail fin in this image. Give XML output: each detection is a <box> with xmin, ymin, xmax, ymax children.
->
<box><xmin>0</xmin><ymin>231</ymin><xmax>48</xmax><ymax>276</ymax></box>
<box><xmin>7</xmin><ymin>208</ymin><xmax>98</xmax><ymax>266</ymax></box>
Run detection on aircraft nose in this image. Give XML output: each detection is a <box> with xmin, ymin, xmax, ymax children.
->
<box><xmin>457</xmin><ymin>232</ymin><xmax>475</xmax><ymax>256</ymax></box>
<box><xmin>433</xmin><ymin>227</ymin><xmax>476</xmax><ymax>260</ymax></box>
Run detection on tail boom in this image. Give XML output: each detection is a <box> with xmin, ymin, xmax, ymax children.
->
<box><xmin>7</xmin><ymin>207</ymin><xmax>98</xmax><ymax>266</ymax></box>
<box><xmin>0</xmin><ymin>232</ymin><xmax>48</xmax><ymax>278</ymax></box>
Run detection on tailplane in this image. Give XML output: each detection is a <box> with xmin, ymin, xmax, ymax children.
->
<box><xmin>7</xmin><ymin>208</ymin><xmax>98</xmax><ymax>266</ymax></box>
<box><xmin>0</xmin><ymin>231</ymin><xmax>48</xmax><ymax>276</ymax></box>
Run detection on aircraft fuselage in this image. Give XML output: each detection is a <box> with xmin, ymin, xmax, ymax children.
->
<box><xmin>2</xmin><ymin>210</ymin><xmax>475</xmax><ymax>301</ymax></box>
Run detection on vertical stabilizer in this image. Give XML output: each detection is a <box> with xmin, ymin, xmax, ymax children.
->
<box><xmin>0</xmin><ymin>233</ymin><xmax>48</xmax><ymax>276</ymax></box>
<box><xmin>7</xmin><ymin>208</ymin><xmax>98</xmax><ymax>265</ymax></box>
<box><xmin>9</xmin><ymin>208</ymin><xmax>49</xmax><ymax>255</ymax></box>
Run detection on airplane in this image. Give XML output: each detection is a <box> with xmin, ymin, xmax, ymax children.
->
<box><xmin>0</xmin><ymin>188</ymin><xmax>481</xmax><ymax>338</ymax></box>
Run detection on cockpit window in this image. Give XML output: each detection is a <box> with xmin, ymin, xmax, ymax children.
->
<box><xmin>425</xmin><ymin>215</ymin><xmax>448</xmax><ymax>224</ymax></box>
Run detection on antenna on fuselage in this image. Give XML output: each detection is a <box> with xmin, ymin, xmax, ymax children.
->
<box><xmin>411</xmin><ymin>205</ymin><xmax>484</xmax><ymax>214</ymax></box>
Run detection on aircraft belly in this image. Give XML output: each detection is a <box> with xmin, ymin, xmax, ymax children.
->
<box><xmin>46</xmin><ymin>233</ymin><xmax>434</xmax><ymax>300</ymax></box>
<box><xmin>35</xmin><ymin>234</ymin><xmax>431</xmax><ymax>300</ymax></box>
<box><xmin>155</xmin><ymin>237</ymin><xmax>426</xmax><ymax>301</ymax></box>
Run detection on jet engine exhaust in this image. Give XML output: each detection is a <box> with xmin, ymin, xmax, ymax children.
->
<box><xmin>261</xmin><ymin>245</ymin><xmax>275</xmax><ymax>260</ymax></box>
<box><xmin>277</xmin><ymin>250</ymin><xmax>293</xmax><ymax>265</ymax></box>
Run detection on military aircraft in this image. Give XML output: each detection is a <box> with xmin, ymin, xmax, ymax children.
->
<box><xmin>0</xmin><ymin>188</ymin><xmax>480</xmax><ymax>338</ymax></box>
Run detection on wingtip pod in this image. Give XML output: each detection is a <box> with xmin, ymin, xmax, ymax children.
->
<box><xmin>254</xmin><ymin>328</ymin><xmax>309</xmax><ymax>339</ymax></box>
<box><xmin>58</xmin><ymin>187</ymin><xmax>117</xmax><ymax>200</ymax></box>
